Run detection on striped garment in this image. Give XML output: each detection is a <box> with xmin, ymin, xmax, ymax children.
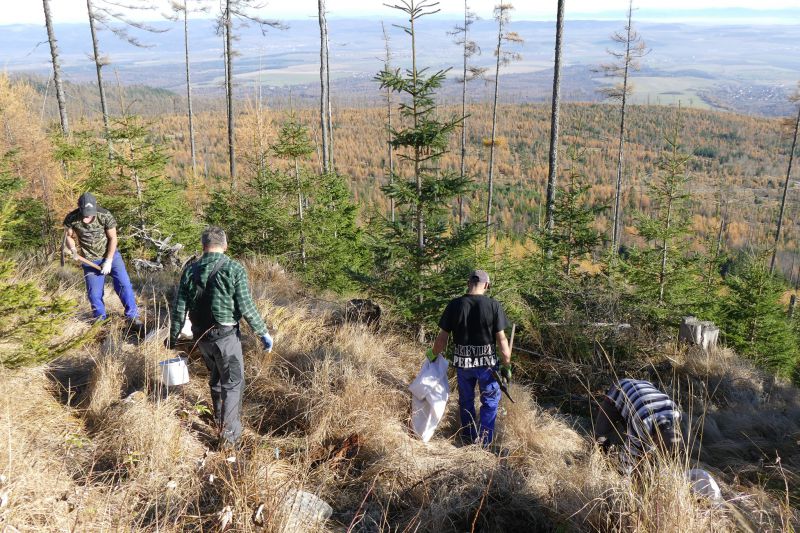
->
<box><xmin>607</xmin><ymin>378</ymin><xmax>681</xmax><ymax>469</ymax></box>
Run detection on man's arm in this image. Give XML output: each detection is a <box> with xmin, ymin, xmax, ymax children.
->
<box><xmin>593</xmin><ymin>396</ymin><xmax>625</xmax><ymax>446</ymax></box>
<box><xmin>495</xmin><ymin>330</ymin><xmax>511</xmax><ymax>366</ymax></box>
<box><xmin>104</xmin><ymin>227</ymin><xmax>118</xmax><ymax>261</ymax></box>
<box><xmin>64</xmin><ymin>227</ymin><xmax>78</xmax><ymax>256</ymax></box>
<box><xmin>233</xmin><ymin>267</ymin><xmax>268</xmax><ymax>336</ymax></box>
<box><xmin>432</xmin><ymin>329</ymin><xmax>449</xmax><ymax>356</ymax></box>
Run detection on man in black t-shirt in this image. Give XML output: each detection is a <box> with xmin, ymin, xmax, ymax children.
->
<box><xmin>430</xmin><ymin>270</ymin><xmax>512</xmax><ymax>445</ymax></box>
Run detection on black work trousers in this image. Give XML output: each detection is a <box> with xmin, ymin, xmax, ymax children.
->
<box><xmin>198</xmin><ymin>327</ymin><xmax>244</xmax><ymax>444</ymax></box>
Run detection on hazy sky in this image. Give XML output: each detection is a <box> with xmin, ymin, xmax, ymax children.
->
<box><xmin>4</xmin><ymin>0</ymin><xmax>799</xmax><ymax>25</ymax></box>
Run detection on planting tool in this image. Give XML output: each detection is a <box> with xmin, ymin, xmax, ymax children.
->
<box><xmin>493</xmin><ymin>323</ymin><xmax>517</xmax><ymax>403</ymax></box>
<box><xmin>63</xmin><ymin>247</ymin><xmax>102</xmax><ymax>271</ymax></box>
<box><xmin>60</xmin><ymin>230</ymin><xmax>67</xmax><ymax>267</ymax></box>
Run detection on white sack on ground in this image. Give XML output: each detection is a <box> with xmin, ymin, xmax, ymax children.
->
<box><xmin>687</xmin><ymin>468</ymin><xmax>722</xmax><ymax>501</ymax></box>
<box><xmin>408</xmin><ymin>355</ymin><xmax>449</xmax><ymax>442</ymax></box>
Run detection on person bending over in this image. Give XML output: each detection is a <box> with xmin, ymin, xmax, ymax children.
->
<box><xmin>594</xmin><ymin>378</ymin><xmax>683</xmax><ymax>471</ymax></box>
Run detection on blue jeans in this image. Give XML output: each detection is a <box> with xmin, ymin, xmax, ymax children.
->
<box><xmin>82</xmin><ymin>251</ymin><xmax>139</xmax><ymax>320</ymax></box>
<box><xmin>457</xmin><ymin>366</ymin><xmax>501</xmax><ymax>445</ymax></box>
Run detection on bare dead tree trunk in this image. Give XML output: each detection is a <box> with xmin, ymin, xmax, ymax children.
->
<box><xmin>224</xmin><ymin>0</ymin><xmax>236</xmax><ymax>187</ymax></box>
<box><xmin>87</xmin><ymin>0</ymin><xmax>110</xmax><ymax>140</ymax></box>
<box><xmin>715</xmin><ymin>204</ymin><xmax>727</xmax><ymax>258</ymax></box>
<box><xmin>381</xmin><ymin>21</ymin><xmax>395</xmax><ymax>222</ymax></box>
<box><xmin>295</xmin><ymin>158</ymin><xmax>306</xmax><ymax>266</ymax></box>
<box><xmin>43</xmin><ymin>0</ymin><xmax>69</xmax><ymax>135</ymax></box>
<box><xmin>458</xmin><ymin>0</ymin><xmax>469</xmax><ymax>227</ymax></box>
<box><xmin>485</xmin><ymin>13</ymin><xmax>503</xmax><ymax>248</ymax></box>
<box><xmin>545</xmin><ymin>0</ymin><xmax>565</xmax><ymax>234</ymax></box>
<box><xmin>326</xmin><ymin>34</ymin><xmax>334</xmax><ymax>170</ymax></box>
<box><xmin>611</xmin><ymin>1</ymin><xmax>635</xmax><ymax>254</ymax></box>
<box><xmin>183</xmin><ymin>2</ymin><xmax>197</xmax><ymax>178</ymax></box>
<box><xmin>770</xmin><ymin>103</ymin><xmax>800</xmax><ymax>274</ymax></box>
<box><xmin>318</xmin><ymin>0</ymin><xmax>330</xmax><ymax>174</ymax></box>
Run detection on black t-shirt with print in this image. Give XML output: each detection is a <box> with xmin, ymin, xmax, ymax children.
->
<box><xmin>438</xmin><ymin>294</ymin><xmax>509</xmax><ymax>369</ymax></box>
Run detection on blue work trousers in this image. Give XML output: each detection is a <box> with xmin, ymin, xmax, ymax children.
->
<box><xmin>457</xmin><ymin>366</ymin><xmax>501</xmax><ymax>445</ymax></box>
<box><xmin>82</xmin><ymin>251</ymin><xmax>139</xmax><ymax>320</ymax></box>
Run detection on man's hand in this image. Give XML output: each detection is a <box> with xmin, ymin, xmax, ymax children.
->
<box><xmin>100</xmin><ymin>259</ymin><xmax>112</xmax><ymax>275</ymax></box>
<box><xmin>499</xmin><ymin>364</ymin><xmax>512</xmax><ymax>386</ymax></box>
<box><xmin>69</xmin><ymin>248</ymin><xmax>79</xmax><ymax>261</ymax></box>
<box><xmin>260</xmin><ymin>332</ymin><xmax>273</xmax><ymax>352</ymax></box>
<box><xmin>425</xmin><ymin>348</ymin><xmax>437</xmax><ymax>362</ymax></box>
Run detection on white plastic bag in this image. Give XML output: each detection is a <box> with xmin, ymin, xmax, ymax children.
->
<box><xmin>180</xmin><ymin>315</ymin><xmax>194</xmax><ymax>339</ymax></box>
<box><xmin>408</xmin><ymin>355</ymin><xmax>449</xmax><ymax>442</ymax></box>
<box><xmin>686</xmin><ymin>468</ymin><xmax>722</xmax><ymax>502</ymax></box>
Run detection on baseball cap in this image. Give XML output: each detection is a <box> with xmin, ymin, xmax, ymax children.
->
<box><xmin>78</xmin><ymin>192</ymin><xmax>97</xmax><ymax>217</ymax></box>
<box><xmin>469</xmin><ymin>269</ymin><xmax>490</xmax><ymax>285</ymax></box>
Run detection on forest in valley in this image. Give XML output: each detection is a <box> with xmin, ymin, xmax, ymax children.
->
<box><xmin>1</xmin><ymin>0</ymin><xmax>800</xmax><ymax>530</ymax></box>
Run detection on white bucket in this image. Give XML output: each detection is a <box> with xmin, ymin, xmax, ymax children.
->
<box><xmin>159</xmin><ymin>357</ymin><xmax>189</xmax><ymax>386</ymax></box>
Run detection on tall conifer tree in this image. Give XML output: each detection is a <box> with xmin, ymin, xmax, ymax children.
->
<box><xmin>374</xmin><ymin>0</ymin><xmax>479</xmax><ymax>339</ymax></box>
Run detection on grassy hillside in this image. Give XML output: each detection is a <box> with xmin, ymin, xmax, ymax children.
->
<box><xmin>0</xmin><ymin>260</ymin><xmax>797</xmax><ymax>531</ymax></box>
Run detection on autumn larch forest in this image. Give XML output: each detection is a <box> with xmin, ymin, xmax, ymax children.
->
<box><xmin>0</xmin><ymin>0</ymin><xmax>798</xmax><ymax>531</ymax></box>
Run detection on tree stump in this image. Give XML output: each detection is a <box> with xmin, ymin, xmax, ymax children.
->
<box><xmin>679</xmin><ymin>316</ymin><xmax>719</xmax><ymax>352</ymax></box>
<box><xmin>344</xmin><ymin>299</ymin><xmax>381</xmax><ymax>328</ymax></box>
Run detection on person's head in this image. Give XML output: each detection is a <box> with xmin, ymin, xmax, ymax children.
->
<box><xmin>467</xmin><ymin>269</ymin><xmax>490</xmax><ymax>295</ymax></box>
<box><xmin>78</xmin><ymin>192</ymin><xmax>97</xmax><ymax>222</ymax></box>
<box><xmin>201</xmin><ymin>226</ymin><xmax>228</xmax><ymax>253</ymax></box>
<box><xmin>652</xmin><ymin>416</ymin><xmax>683</xmax><ymax>456</ymax></box>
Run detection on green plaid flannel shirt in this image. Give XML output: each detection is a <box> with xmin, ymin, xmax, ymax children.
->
<box><xmin>170</xmin><ymin>252</ymin><xmax>268</xmax><ymax>343</ymax></box>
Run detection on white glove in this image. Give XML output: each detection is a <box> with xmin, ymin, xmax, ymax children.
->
<box><xmin>100</xmin><ymin>259</ymin><xmax>112</xmax><ymax>275</ymax></box>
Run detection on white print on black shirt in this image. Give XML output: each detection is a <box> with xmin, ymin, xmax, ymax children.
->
<box><xmin>452</xmin><ymin>344</ymin><xmax>497</xmax><ymax>368</ymax></box>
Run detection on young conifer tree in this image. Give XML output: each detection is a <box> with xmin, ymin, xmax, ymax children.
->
<box><xmin>721</xmin><ymin>252</ymin><xmax>799</xmax><ymax>378</ymax></box>
<box><xmin>0</xmin><ymin>156</ymin><xmax>92</xmax><ymax>368</ymax></box>
<box><xmin>546</xmin><ymin>140</ymin><xmax>607</xmax><ymax>275</ymax></box>
<box><xmin>91</xmin><ymin>115</ymin><xmax>198</xmax><ymax>252</ymax></box>
<box><xmin>272</xmin><ymin>118</ymin><xmax>315</xmax><ymax>267</ymax></box>
<box><xmin>304</xmin><ymin>171</ymin><xmax>367</xmax><ymax>292</ymax></box>
<box><xmin>624</xmin><ymin>120</ymin><xmax>700</xmax><ymax>323</ymax></box>
<box><xmin>375</xmin><ymin>0</ymin><xmax>479</xmax><ymax>338</ymax></box>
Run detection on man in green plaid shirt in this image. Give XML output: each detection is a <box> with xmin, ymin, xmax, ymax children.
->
<box><xmin>168</xmin><ymin>226</ymin><xmax>273</xmax><ymax>447</ymax></box>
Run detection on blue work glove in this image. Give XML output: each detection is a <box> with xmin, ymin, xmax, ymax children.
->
<box><xmin>100</xmin><ymin>258</ymin><xmax>112</xmax><ymax>275</ymax></box>
<box><xmin>260</xmin><ymin>332</ymin><xmax>273</xmax><ymax>353</ymax></box>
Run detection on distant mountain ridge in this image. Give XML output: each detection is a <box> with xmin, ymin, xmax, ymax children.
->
<box><xmin>1</xmin><ymin>17</ymin><xmax>798</xmax><ymax>116</ymax></box>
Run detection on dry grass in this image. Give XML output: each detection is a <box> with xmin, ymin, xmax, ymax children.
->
<box><xmin>0</xmin><ymin>259</ymin><xmax>798</xmax><ymax>531</ymax></box>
